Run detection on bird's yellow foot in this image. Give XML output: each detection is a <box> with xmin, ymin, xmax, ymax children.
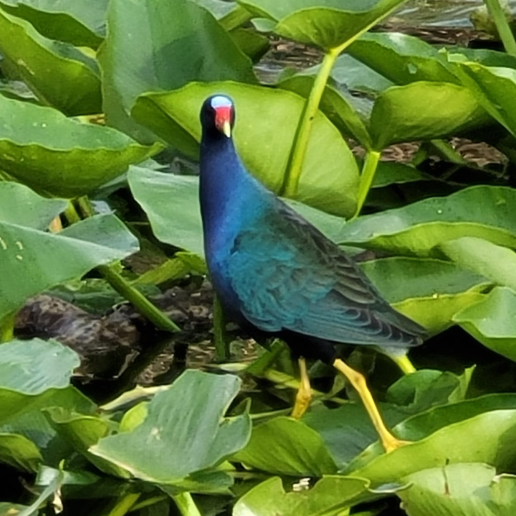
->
<box><xmin>291</xmin><ymin>357</ymin><xmax>312</xmax><ymax>419</ymax></box>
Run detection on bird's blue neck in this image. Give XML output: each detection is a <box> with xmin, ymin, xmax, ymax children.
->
<box><xmin>199</xmin><ymin>134</ymin><xmax>258</xmax><ymax>256</ymax></box>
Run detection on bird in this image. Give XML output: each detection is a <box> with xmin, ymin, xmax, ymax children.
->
<box><xmin>198</xmin><ymin>94</ymin><xmax>427</xmax><ymax>452</ymax></box>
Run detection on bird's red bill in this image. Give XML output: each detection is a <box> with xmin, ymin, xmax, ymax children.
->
<box><xmin>214</xmin><ymin>106</ymin><xmax>232</xmax><ymax>136</ymax></box>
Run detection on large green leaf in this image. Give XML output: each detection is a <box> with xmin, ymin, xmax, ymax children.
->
<box><xmin>0</xmin><ymin>95</ymin><xmax>161</xmax><ymax>197</ymax></box>
<box><xmin>370</xmin><ymin>82</ymin><xmax>491</xmax><ymax>149</ymax></box>
<box><xmin>91</xmin><ymin>370</ymin><xmax>251</xmax><ymax>484</ymax></box>
<box><xmin>234</xmin><ymin>417</ymin><xmax>338</xmax><ymax>476</ymax></box>
<box><xmin>453</xmin><ymin>287</ymin><xmax>516</xmax><ymax>363</ymax></box>
<box><xmin>98</xmin><ymin>0</ymin><xmax>255</xmax><ymax>142</ymax></box>
<box><xmin>337</xmin><ymin>186</ymin><xmax>516</xmax><ymax>256</ymax></box>
<box><xmin>360</xmin><ymin>257</ymin><xmax>489</xmax><ymax>333</ymax></box>
<box><xmin>0</xmin><ymin>339</ymin><xmax>79</xmax><ymax>425</ymax></box>
<box><xmin>440</xmin><ymin>237</ymin><xmax>516</xmax><ymax>291</ymax></box>
<box><xmin>133</xmin><ymin>82</ymin><xmax>359</xmax><ymax>216</ymax></box>
<box><xmin>349</xmin><ymin>409</ymin><xmax>516</xmax><ymax>484</ymax></box>
<box><xmin>0</xmin><ymin>183</ymin><xmax>139</xmax><ymax>319</ymax></box>
<box><xmin>233</xmin><ymin>476</ymin><xmax>381</xmax><ymax>516</ymax></box>
<box><xmin>0</xmin><ymin>434</ymin><xmax>42</xmax><ymax>472</ymax></box>
<box><xmin>456</xmin><ymin>63</ymin><xmax>516</xmax><ymax>138</ymax></box>
<box><xmin>0</xmin><ymin>0</ymin><xmax>107</xmax><ymax>48</ymax></box>
<box><xmin>398</xmin><ymin>463</ymin><xmax>516</xmax><ymax>516</ymax></box>
<box><xmin>237</xmin><ymin>0</ymin><xmax>408</xmax><ymax>51</ymax></box>
<box><xmin>348</xmin><ymin>32</ymin><xmax>459</xmax><ymax>85</ymax></box>
<box><xmin>0</xmin><ymin>5</ymin><xmax>101</xmax><ymax>115</ymax></box>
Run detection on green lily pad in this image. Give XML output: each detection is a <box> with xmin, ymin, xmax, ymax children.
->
<box><xmin>348</xmin><ymin>32</ymin><xmax>459</xmax><ymax>85</ymax></box>
<box><xmin>98</xmin><ymin>0</ymin><xmax>255</xmax><ymax>142</ymax></box>
<box><xmin>233</xmin><ymin>476</ymin><xmax>379</xmax><ymax>516</ymax></box>
<box><xmin>133</xmin><ymin>82</ymin><xmax>359</xmax><ymax>216</ymax></box>
<box><xmin>0</xmin><ymin>183</ymin><xmax>139</xmax><ymax>320</ymax></box>
<box><xmin>0</xmin><ymin>339</ymin><xmax>79</xmax><ymax>425</ymax></box>
<box><xmin>453</xmin><ymin>287</ymin><xmax>516</xmax><ymax>363</ymax></box>
<box><xmin>370</xmin><ymin>82</ymin><xmax>491</xmax><ymax>149</ymax></box>
<box><xmin>337</xmin><ymin>186</ymin><xmax>516</xmax><ymax>256</ymax></box>
<box><xmin>91</xmin><ymin>370</ymin><xmax>251</xmax><ymax>484</ymax></box>
<box><xmin>398</xmin><ymin>463</ymin><xmax>516</xmax><ymax>516</ymax></box>
<box><xmin>237</xmin><ymin>0</ymin><xmax>408</xmax><ymax>51</ymax></box>
<box><xmin>0</xmin><ymin>0</ymin><xmax>107</xmax><ymax>48</ymax></box>
<box><xmin>0</xmin><ymin>5</ymin><xmax>101</xmax><ymax>115</ymax></box>
<box><xmin>234</xmin><ymin>417</ymin><xmax>338</xmax><ymax>476</ymax></box>
<box><xmin>0</xmin><ymin>95</ymin><xmax>161</xmax><ymax>197</ymax></box>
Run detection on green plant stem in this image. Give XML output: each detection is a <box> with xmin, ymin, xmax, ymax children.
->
<box><xmin>280</xmin><ymin>48</ymin><xmax>339</xmax><ymax>197</ymax></box>
<box><xmin>428</xmin><ymin>139</ymin><xmax>468</xmax><ymax>166</ymax></box>
<box><xmin>213</xmin><ymin>294</ymin><xmax>230</xmax><ymax>361</ymax></box>
<box><xmin>484</xmin><ymin>0</ymin><xmax>516</xmax><ymax>56</ymax></box>
<box><xmin>129</xmin><ymin>496</ymin><xmax>168</xmax><ymax>513</ymax></box>
<box><xmin>172</xmin><ymin>493</ymin><xmax>202</xmax><ymax>516</ymax></box>
<box><xmin>106</xmin><ymin>494</ymin><xmax>141</xmax><ymax>516</ymax></box>
<box><xmin>245</xmin><ymin>339</ymin><xmax>286</xmax><ymax>375</ymax></box>
<box><xmin>353</xmin><ymin>150</ymin><xmax>381</xmax><ymax>219</ymax></box>
<box><xmin>0</xmin><ymin>311</ymin><xmax>16</xmax><ymax>343</ymax></box>
<box><xmin>67</xmin><ymin>199</ymin><xmax>180</xmax><ymax>333</ymax></box>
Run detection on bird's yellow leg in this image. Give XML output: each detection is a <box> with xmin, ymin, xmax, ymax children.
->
<box><xmin>333</xmin><ymin>358</ymin><xmax>408</xmax><ymax>452</ymax></box>
<box><xmin>390</xmin><ymin>353</ymin><xmax>417</xmax><ymax>375</ymax></box>
<box><xmin>291</xmin><ymin>357</ymin><xmax>312</xmax><ymax>419</ymax></box>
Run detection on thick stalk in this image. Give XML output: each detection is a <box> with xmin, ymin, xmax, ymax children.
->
<box><xmin>213</xmin><ymin>294</ymin><xmax>230</xmax><ymax>361</ymax></box>
<box><xmin>484</xmin><ymin>0</ymin><xmax>516</xmax><ymax>56</ymax></box>
<box><xmin>280</xmin><ymin>48</ymin><xmax>339</xmax><ymax>197</ymax></box>
<box><xmin>353</xmin><ymin>150</ymin><xmax>381</xmax><ymax>219</ymax></box>
<box><xmin>0</xmin><ymin>311</ymin><xmax>15</xmax><ymax>343</ymax></box>
<box><xmin>68</xmin><ymin>200</ymin><xmax>180</xmax><ymax>333</ymax></box>
<box><xmin>105</xmin><ymin>494</ymin><xmax>140</xmax><ymax>516</ymax></box>
<box><xmin>172</xmin><ymin>493</ymin><xmax>202</xmax><ymax>516</ymax></box>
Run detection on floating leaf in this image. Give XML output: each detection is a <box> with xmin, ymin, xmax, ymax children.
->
<box><xmin>98</xmin><ymin>0</ymin><xmax>255</xmax><ymax>141</ymax></box>
<box><xmin>91</xmin><ymin>370</ymin><xmax>251</xmax><ymax>484</ymax></box>
<box><xmin>0</xmin><ymin>5</ymin><xmax>101</xmax><ymax>115</ymax></box>
<box><xmin>234</xmin><ymin>417</ymin><xmax>338</xmax><ymax>476</ymax></box>
<box><xmin>0</xmin><ymin>95</ymin><xmax>161</xmax><ymax>197</ymax></box>
<box><xmin>370</xmin><ymin>82</ymin><xmax>491</xmax><ymax>149</ymax></box>
<box><xmin>337</xmin><ymin>186</ymin><xmax>516</xmax><ymax>256</ymax></box>
<box><xmin>453</xmin><ymin>287</ymin><xmax>516</xmax><ymax>363</ymax></box>
<box><xmin>133</xmin><ymin>82</ymin><xmax>359</xmax><ymax>216</ymax></box>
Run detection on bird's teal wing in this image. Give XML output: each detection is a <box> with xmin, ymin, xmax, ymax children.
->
<box><xmin>226</xmin><ymin>202</ymin><xmax>425</xmax><ymax>347</ymax></box>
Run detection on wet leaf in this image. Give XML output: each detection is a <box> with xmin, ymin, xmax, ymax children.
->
<box><xmin>234</xmin><ymin>417</ymin><xmax>338</xmax><ymax>476</ymax></box>
<box><xmin>370</xmin><ymin>82</ymin><xmax>491</xmax><ymax>149</ymax></box>
<box><xmin>133</xmin><ymin>82</ymin><xmax>359</xmax><ymax>216</ymax></box>
<box><xmin>0</xmin><ymin>5</ymin><xmax>101</xmax><ymax>115</ymax></box>
<box><xmin>237</xmin><ymin>0</ymin><xmax>408</xmax><ymax>51</ymax></box>
<box><xmin>0</xmin><ymin>96</ymin><xmax>161</xmax><ymax>197</ymax></box>
<box><xmin>91</xmin><ymin>370</ymin><xmax>251</xmax><ymax>484</ymax></box>
<box><xmin>337</xmin><ymin>186</ymin><xmax>516</xmax><ymax>256</ymax></box>
<box><xmin>453</xmin><ymin>287</ymin><xmax>516</xmax><ymax>363</ymax></box>
<box><xmin>99</xmin><ymin>0</ymin><xmax>255</xmax><ymax>141</ymax></box>
<box><xmin>398</xmin><ymin>463</ymin><xmax>516</xmax><ymax>516</ymax></box>
<box><xmin>233</xmin><ymin>476</ymin><xmax>375</xmax><ymax>516</ymax></box>
<box><xmin>0</xmin><ymin>0</ymin><xmax>107</xmax><ymax>48</ymax></box>
<box><xmin>0</xmin><ymin>183</ymin><xmax>139</xmax><ymax>319</ymax></box>
<box><xmin>348</xmin><ymin>32</ymin><xmax>459</xmax><ymax>85</ymax></box>
<box><xmin>0</xmin><ymin>339</ymin><xmax>79</xmax><ymax>425</ymax></box>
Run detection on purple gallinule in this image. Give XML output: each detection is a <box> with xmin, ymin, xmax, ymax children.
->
<box><xmin>199</xmin><ymin>94</ymin><xmax>426</xmax><ymax>452</ymax></box>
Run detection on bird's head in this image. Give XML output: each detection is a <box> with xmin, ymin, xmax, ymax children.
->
<box><xmin>200</xmin><ymin>95</ymin><xmax>235</xmax><ymax>139</ymax></box>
